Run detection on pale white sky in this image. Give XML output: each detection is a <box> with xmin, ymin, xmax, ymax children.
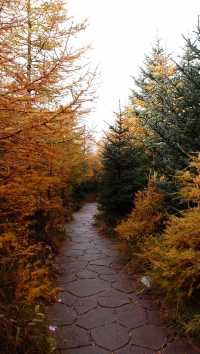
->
<box><xmin>68</xmin><ymin>0</ymin><xmax>200</xmax><ymax>136</ymax></box>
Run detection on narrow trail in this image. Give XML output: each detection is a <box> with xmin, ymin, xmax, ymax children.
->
<box><xmin>48</xmin><ymin>203</ymin><xmax>199</xmax><ymax>354</ymax></box>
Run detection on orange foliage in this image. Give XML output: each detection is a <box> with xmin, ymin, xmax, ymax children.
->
<box><xmin>139</xmin><ymin>156</ymin><xmax>200</xmax><ymax>335</ymax></box>
<box><xmin>0</xmin><ymin>1</ymin><xmax>95</xmax><ymax>352</ymax></box>
<box><xmin>116</xmin><ymin>184</ymin><xmax>165</xmax><ymax>243</ymax></box>
<box><xmin>123</xmin><ymin>107</ymin><xmax>149</xmax><ymax>148</ymax></box>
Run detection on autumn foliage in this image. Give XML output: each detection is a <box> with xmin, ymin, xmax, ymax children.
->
<box><xmin>116</xmin><ymin>155</ymin><xmax>200</xmax><ymax>337</ymax></box>
<box><xmin>116</xmin><ymin>184</ymin><xmax>165</xmax><ymax>244</ymax></box>
<box><xmin>0</xmin><ymin>1</ymin><xmax>95</xmax><ymax>353</ymax></box>
<box><xmin>140</xmin><ymin>156</ymin><xmax>200</xmax><ymax>334</ymax></box>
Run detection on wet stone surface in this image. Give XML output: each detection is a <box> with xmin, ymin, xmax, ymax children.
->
<box><xmin>48</xmin><ymin>203</ymin><xmax>200</xmax><ymax>354</ymax></box>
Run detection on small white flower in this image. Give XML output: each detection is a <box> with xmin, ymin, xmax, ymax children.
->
<box><xmin>49</xmin><ymin>325</ymin><xmax>57</xmax><ymax>332</ymax></box>
<box><xmin>141</xmin><ymin>276</ymin><xmax>152</xmax><ymax>288</ymax></box>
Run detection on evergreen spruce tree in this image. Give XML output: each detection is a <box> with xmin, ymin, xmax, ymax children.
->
<box><xmin>131</xmin><ymin>41</ymin><xmax>187</xmax><ymax>174</ymax></box>
<box><xmin>131</xmin><ymin>33</ymin><xmax>200</xmax><ymax>174</ymax></box>
<box><xmin>98</xmin><ymin>108</ymin><xmax>148</xmax><ymax>225</ymax></box>
<box><xmin>174</xmin><ymin>24</ymin><xmax>200</xmax><ymax>154</ymax></box>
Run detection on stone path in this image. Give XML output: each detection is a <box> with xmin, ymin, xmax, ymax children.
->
<box><xmin>48</xmin><ymin>203</ymin><xmax>200</xmax><ymax>354</ymax></box>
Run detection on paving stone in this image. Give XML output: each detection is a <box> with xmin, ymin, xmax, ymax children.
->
<box><xmin>91</xmin><ymin>322</ymin><xmax>130</xmax><ymax>351</ymax></box>
<box><xmin>116</xmin><ymin>344</ymin><xmax>154</xmax><ymax>354</ymax></box>
<box><xmin>58</xmin><ymin>291</ymin><xmax>77</xmax><ymax>307</ymax></box>
<box><xmin>99</xmin><ymin>273</ymin><xmax>119</xmax><ymax>282</ymax></box>
<box><xmin>77</xmin><ymin>307</ymin><xmax>117</xmax><ymax>329</ymax></box>
<box><xmin>131</xmin><ymin>324</ymin><xmax>168</xmax><ymax>350</ymax></box>
<box><xmin>87</xmin><ymin>264</ymin><xmax>117</xmax><ymax>275</ymax></box>
<box><xmin>117</xmin><ymin>303</ymin><xmax>147</xmax><ymax>328</ymax></box>
<box><xmin>56</xmin><ymin>325</ymin><xmax>91</xmax><ymax>349</ymax></box>
<box><xmin>67</xmin><ymin>278</ymin><xmax>107</xmax><ymax>297</ymax></box>
<box><xmin>89</xmin><ymin>258</ymin><xmax>112</xmax><ymax>266</ymax></box>
<box><xmin>61</xmin><ymin>261</ymin><xmax>88</xmax><ymax>275</ymax></box>
<box><xmin>57</xmin><ymin>273</ymin><xmax>77</xmax><ymax>286</ymax></box>
<box><xmin>112</xmin><ymin>278</ymin><xmax>136</xmax><ymax>294</ymax></box>
<box><xmin>112</xmin><ymin>344</ymin><xmax>133</xmax><ymax>354</ymax></box>
<box><xmin>48</xmin><ymin>303</ymin><xmax>76</xmax><ymax>326</ymax></box>
<box><xmin>65</xmin><ymin>245</ymin><xmax>89</xmax><ymax>251</ymax></box>
<box><xmin>137</xmin><ymin>294</ymin><xmax>160</xmax><ymax>311</ymax></box>
<box><xmin>60</xmin><ymin>346</ymin><xmax>109</xmax><ymax>353</ymax></box>
<box><xmin>85</xmin><ymin>249</ymin><xmax>104</xmax><ymax>255</ymax></box>
<box><xmin>48</xmin><ymin>203</ymin><xmax>200</xmax><ymax>354</ymax></box>
<box><xmin>73</xmin><ymin>296</ymin><xmax>98</xmax><ymax>315</ymax></box>
<box><xmin>110</xmin><ymin>262</ymin><xmax>126</xmax><ymax>271</ymax></box>
<box><xmin>146</xmin><ymin>309</ymin><xmax>165</xmax><ymax>326</ymax></box>
<box><xmin>66</xmin><ymin>258</ymin><xmax>88</xmax><ymax>265</ymax></box>
<box><xmin>98</xmin><ymin>289</ymin><xmax>131</xmax><ymax>308</ymax></box>
<box><xmin>162</xmin><ymin>340</ymin><xmax>200</xmax><ymax>354</ymax></box>
<box><xmin>77</xmin><ymin>270</ymin><xmax>97</xmax><ymax>279</ymax></box>
<box><xmin>78</xmin><ymin>254</ymin><xmax>105</xmax><ymax>263</ymax></box>
<box><xmin>66</xmin><ymin>250</ymin><xmax>85</xmax><ymax>256</ymax></box>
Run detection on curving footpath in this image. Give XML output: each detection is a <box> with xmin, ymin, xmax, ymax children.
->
<box><xmin>48</xmin><ymin>203</ymin><xmax>200</xmax><ymax>354</ymax></box>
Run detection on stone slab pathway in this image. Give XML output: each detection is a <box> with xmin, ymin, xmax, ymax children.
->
<box><xmin>48</xmin><ymin>203</ymin><xmax>200</xmax><ymax>354</ymax></box>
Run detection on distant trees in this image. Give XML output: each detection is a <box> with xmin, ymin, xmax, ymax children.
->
<box><xmin>98</xmin><ymin>108</ymin><xmax>149</xmax><ymax>225</ymax></box>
